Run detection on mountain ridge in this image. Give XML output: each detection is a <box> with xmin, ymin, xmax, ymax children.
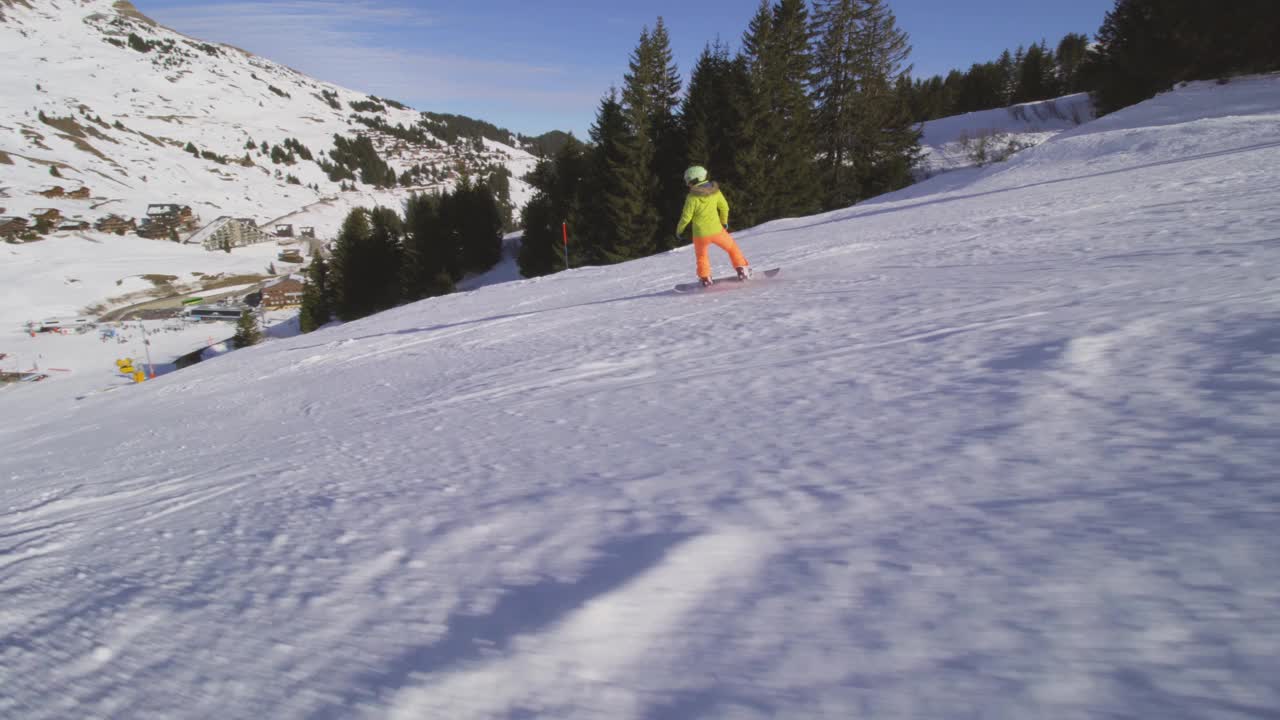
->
<box><xmin>0</xmin><ymin>0</ymin><xmax>550</xmax><ymax>240</ymax></box>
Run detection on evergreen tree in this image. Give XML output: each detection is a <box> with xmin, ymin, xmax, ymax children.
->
<box><xmin>811</xmin><ymin>0</ymin><xmax>920</xmax><ymax>208</ymax></box>
<box><xmin>1054</xmin><ymin>33</ymin><xmax>1090</xmax><ymax>94</ymax></box>
<box><xmin>232</xmin><ymin>310</ymin><xmax>262</xmax><ymax>348</ymax></box>
<box><xmin>1013</xmin><ymin>41</ymin><xmax>1058</xmax><ymax>103</ymax></box>
<box><xmin>742</xmin><ymin>0</ymin><xmax>820</xmax><ymax>222</ymax></box>
<box><xmin>299</xmin><ymin>254</ymin><xmax>332</xmax><ymax>332</ymax></box>
<box><xmin>329</xmin><ymin>208</ymin><xmax>402</xmax><ymax>321</ymax></box>
<box><xmin>810</xmin><ymin>0</ymin><xmax>866</xmax><ymax>208</ymax></box>
<box><xmin>1083</xmin><ymin>0</ymin><xmax>1280</xmax><ymax>115</ymax></box>
<box><xmin>682</xmin><ymin>40</ymin><xmax>752</xmax><ymax>213</ymax></box>
<box><xmin>366</xmin><ymin>207</ymin><xmax>404</xmax><ymax>309</ymax></box>
<box><xmin>996</xmin><ymin>49</ymin><xmax>1018</xmax><ymax>105</ymax></box>
<box><xmin>587</xmin><ymin>91</ymin><xmax>653</xmax><ymax>263</ymax></box>
<box><xmin>401</xmin><ymin>193</ymin><xmax>455</xmax><ymax>300</ymax></box>
<box><xmin>518</xmin><ymin>137</ymin><xmax>588</xmax><ymax>277</ymax></box>
<box><xmin>459</xmin><ymin>180</ymin><xmax>504</xmax><ymax>274</ymax></box>
<box><xmin>619</xmin><ymin>20</ymin><xmax>682</xmax><ymax>254</ymax></box>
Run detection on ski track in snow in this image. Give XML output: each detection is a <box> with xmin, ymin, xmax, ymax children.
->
<box><xmin>2</xmin><ymin>78</ymin><xmax>1280</xmax><ymax>718</ymax></box>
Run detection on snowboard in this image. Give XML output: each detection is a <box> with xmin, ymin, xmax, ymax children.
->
<box><xmin>673</xmin><ymin>267</ymin><xmax>780</xmax><ymax>293</ymax></box>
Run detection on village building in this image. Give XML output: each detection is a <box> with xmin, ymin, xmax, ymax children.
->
<box><xmin>260</xmin><ymin>275</ymin><xmax>305</xmax><ymax>309</ymax></box>
<box><xmin>138</xmin><ymin>203</ymin><xmax>198</xmax><ymax>239</ymax></box>
<box><xmin>57</xmin><ymin>218</ymin><xmax>91</xmax><ymax>232</ymax></box>
<box><xmin>30</xmin><ymin>208</ymin><xmax>63</xmax><ymax>233</ymax></box>
<box><xmin>299</xmin><ymin>226</ymin><xmax>316</xmax><ymax>238</ymax></box>
<box><xmin>0</xmin><ymin>216</ymin><xmax>30</xmax><ymax>239</ymax></box>
<box><xmin>277</xmin><ymin>247</ymin><xmax>304</xmax><ymax>263</ymax></box>
<box><xmin>95</xmin><ymin>214</ymin><xmax>137</xmax><ymax>235</ymax></box>
<box><xmin>189</xmin><ymin>216</ymin><xmax>271</xmax><ymax>251</ymax></box>
<box><xmin>273</xmin><ymin>223</ymin><xmax>294</xmax><ymax>238</ymax></box>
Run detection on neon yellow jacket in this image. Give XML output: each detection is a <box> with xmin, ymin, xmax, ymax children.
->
<box><xmin>676</xmin><ymin>181</ymin><xmax>729</xmax><ymax>239</ymax></box>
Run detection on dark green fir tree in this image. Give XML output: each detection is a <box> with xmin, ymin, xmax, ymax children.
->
<box><xmin>233</xmin><ymin>310</ymin><xmax>262</xmax><ymax>348</ymax></box>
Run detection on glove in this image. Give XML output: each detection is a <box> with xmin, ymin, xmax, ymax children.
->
<box><xmin>673</xmin><ymin>233</ymin><xmax>684</xmax><ymax>245</ymax></box>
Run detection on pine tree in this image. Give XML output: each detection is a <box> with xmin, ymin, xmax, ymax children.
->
<box><xmin>299</xmin><ymin>255</ymin><xmax>332</xmax><ymax>332</ymax></box>
<box><xmin>619</xmin><ymin>20</ymin><xmax>681</xmax><ymax>254</ymax></box>
<box><xmin>366</xmin><ymin>206</ymin><xmax>405</xmax><ymax>310</ymax></box>
<box><xmin>330</xmin><ymin>208</ymin><xmax>401</xmax><ymax>321</ymax></box>
<box><xmin>649</xmin><ymin>20</ymin><xmax>688</xmax><ymax>251</ymax></box>
<box><xmin>232</xmin><ymin>310</ymin><xmax>262</xmax><ymax>348</ymax></box>
<box><xmin>743</xmin><ymin>0</ymin><xmax>820</xmax><ymax>222</ymax></box>
<box><xmin>811</xmin><ymin>0</ymin><xmax>920</xmax><ymax>208</ymax></box>
<box><xmin>857</xmin><ymin>0</ymin><xmax>920</xmax><ymax>197</ymax></box>
<box><xmin>810</xmin><ymin>0</ymin><xmax>866</xmax><ymax>209</ymax></box>
<box><xmin>459</xmin><ymin>180</ymin><xmax>504</xmax><ymax>274</ymax></box>
<box><xmin>1054</xmin><ymin>33</ymin><xmax>1090</xmax><ymax>94</ymax></box>
<box><xmin>401</xmin><ymin>193</ymin><xmax>455</xmax><ymax>300</ymax></box>
<box><xmin>588</xmin><ymin>91</ymin><xmax>653</xmax><ymax>263</ymax></box>
<box><xmin>518</xmin><ymin>138</ymin><xmax>589</xmax><ymax>277</ymax></box>
<box><xmin>682</xmin><ymin>40</ymin><xmax>752</xmax><ymax>209</ymax></box>
<box><xmin>996</xmin><ymin>50</ymin><xmax>1017</xmax><ymax>105</ymax></box>
<box><xmin>1014</xmin><ymin>41</ymin><xmax>1058</xmax><ymax>103</ymax></box>
<box><xmin>1083</xmin><ymin>0</ymin><xmax>1280</xmax><ymax>116</ymax></box>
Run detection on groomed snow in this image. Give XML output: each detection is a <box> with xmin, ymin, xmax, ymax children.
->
<box><xmin>1</xmin><ymin>76</ymin><xmax>1278</xmax><ymax>719</ymax></box>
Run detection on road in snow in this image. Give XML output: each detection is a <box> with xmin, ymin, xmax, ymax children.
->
<box><xmin>1</xmin><ymin>77</ymin><xmax>1278</xmax><ymax>719</ymax></box>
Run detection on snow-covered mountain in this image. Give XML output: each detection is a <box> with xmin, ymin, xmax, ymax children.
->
<box><xmin>918</xmin><ymin>92</ymin><xmax>1095</xmax><ymax>175</ymax></box>
<box><xmin>0</xmin><ymin>0</ymin><xmax>541</xmax><ymax>236</ymax></box>
<box><xmin>2</xmin><ymin>72</ymin><xmax>1278</xmax><ymax>718</ymax></box>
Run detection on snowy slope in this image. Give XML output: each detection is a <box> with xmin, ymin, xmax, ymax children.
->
<box><xmin>919</xmin><ymin>92</ymin><xmax>1094</xmax><ymax>175</ymax></box>
<box><xmin>0</xmin><ymin>0</ymin><xmax>539</xmax><ymax>236</ymax></box>
<box><xmin>2</xmin><ymin>76</ymin><xmax>1279</xmax><ymax>719</ymax></box>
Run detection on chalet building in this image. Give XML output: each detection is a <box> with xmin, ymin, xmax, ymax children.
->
<box><xmin>0</xmin><ymin>216</ymin><xmax>29</xmax><ymax>239</ymax></box>
<box><xmin>261</xmin><ymin>275</ymin><xmax>305</xmax><ymax>309</ymax></box>
<box><xmin>299</xmin><ymin>226</ymin><xmax>316</xmax><ymax>238</ymax></box>
<box><xmin>138</xmin><ymin>203</ymin><xmax>198</xmax><ymax>239</ymax></box>
<box><xmin>190</xmin><ymin>216</ymin><xmax>271</xmax><ymax>251</ymax></box>
<box><xmin>57</xmin><ymin>218</ymin><xmax>91</xmax><ymax>232</ymax></box>
<box><xmin>95</xmin><ymin>214</ymin><xmax>137</xmax><ymax>235</ymax></box>
<box><xmin>30</xmin><ymin>208</ymin><xmax>62</xmax><ymax>233</ymax></box>
<box><xmin>274</xmin><ymin>223</ymin><xmax>294</xmax><ymax>238</ymax></box>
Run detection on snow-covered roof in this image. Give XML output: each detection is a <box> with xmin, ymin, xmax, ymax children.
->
<box><xmin>262</xmin><ymin>274</ymin><xmax>305</xmax><ymax>289</ymax></box>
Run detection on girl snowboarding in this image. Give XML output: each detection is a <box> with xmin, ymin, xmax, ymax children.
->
<box><xmin>675</xmin><ymin>166</ymin><xmax>750</xmax><ymax>287</ymax></box>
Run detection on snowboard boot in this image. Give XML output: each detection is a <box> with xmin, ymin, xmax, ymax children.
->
<box><xmin>736</xmin><ymin>266</ymin><xmax>752</xmax><ymax>281</ymax></box>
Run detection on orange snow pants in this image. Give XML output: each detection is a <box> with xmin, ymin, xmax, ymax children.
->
<box><xmin>693</xmin><ymin>230</ymin><xmax>748</xmax><ymax>281</ymax></box>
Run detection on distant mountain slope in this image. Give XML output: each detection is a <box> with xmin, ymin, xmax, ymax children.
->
<box><xmin>918</xmin><ymin>92</ymin><xmax>1095</xmax><ymax>175</ymax></box>
<box><xmin>0</xmin><ymin>0</ymin><xmax>545</xmax><ymax>239</ymax></box>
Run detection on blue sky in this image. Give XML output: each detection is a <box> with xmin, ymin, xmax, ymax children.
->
<box><xmin>143</xmin><ymin>0</ymin><xmax>1116</xmax><ymax>139</ymax></box>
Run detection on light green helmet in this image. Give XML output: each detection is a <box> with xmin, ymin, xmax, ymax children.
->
<box><xmin>683</xmin><ymin>165</ymin><xmax>708</xmax><ymax>185</ymax></box>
